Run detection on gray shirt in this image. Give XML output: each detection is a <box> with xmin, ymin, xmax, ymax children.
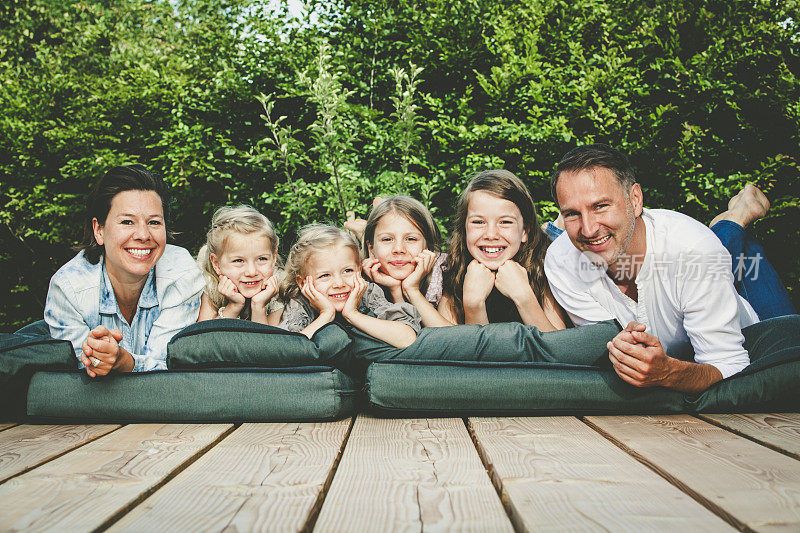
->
<box><xmin>278</xmin><ymin>281</ymin><xmax>423</xmax><ymax>334</ymax></box>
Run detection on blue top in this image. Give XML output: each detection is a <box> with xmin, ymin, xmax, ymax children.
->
<box><xmin>44</xmin><ymin>245</ymin><xmax>204</xmax><ymax>372</ymax></box>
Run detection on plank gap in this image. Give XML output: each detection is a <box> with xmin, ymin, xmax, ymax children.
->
<box><xmin>93</xmin><ymin>423</ymin><xmax>239</xmax><ymax>533</ymax></box>
<box><xmin>463</xmin><ymin>417</ymin><xmax>525</xmax><ymax>533</ymax></box>
<box><xmin>696</xmin><ymin>414</ymin><xmax>800</xmax><ymax>461</ymax></box>
<box><xmin>300</xmin><ymin>416</ymin><xmax>356</xmax><ymax>533</ymax></box>
<box><xmin>0</xmin><ymin>424</ymin><xmax>123</xmax><ymax>484</ymax></box>
<box><xmin>580</xmin><ymin>417</ymin><xmax>753</xmax><ymax>533</ymax></box>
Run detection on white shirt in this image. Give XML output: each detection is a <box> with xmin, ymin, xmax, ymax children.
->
<box><xmin>544</xmin><ymin>209</ymin><xmax>759</xmax><ymax>379</ymax></box>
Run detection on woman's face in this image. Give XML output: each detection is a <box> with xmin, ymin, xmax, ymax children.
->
<box><xmin>368</xmin><ymin>211</ymin><xmax>427</xmax><ymax>281</ymax></box>
<box><xmin>465</xmin><ymin>190</ymin><xmax>527</xmax><ymax>270</ymax></box>
<box><xmin>93</xmin><ymin>190</ymin><xmax>166</xmax><ymax>283</ymax></box>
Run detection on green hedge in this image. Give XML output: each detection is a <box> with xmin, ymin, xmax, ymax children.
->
<box><xmin>2</xmin><ymin>0</ymin><xmax>798</xmax><ymax>330</ymax></box>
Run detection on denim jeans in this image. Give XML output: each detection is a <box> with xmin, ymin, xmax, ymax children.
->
<box><xmin>710</xmin><ymin>220</ymin><xmax>796</xmax><ymax>320</ymax></box>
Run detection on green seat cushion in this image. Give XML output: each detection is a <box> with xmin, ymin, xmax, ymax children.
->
<box><xmin>27</xmin><ymin>367</ymin><xmax>358</xmax><ymax>422</ymax></box>
<box><xmin>366</xmin><ymin>360</ymin><xmax>686</xmax><ymax>415</ymax></box>
<box><xmin>1</xmin><ymin>322</ymin><xmax>76</xmax><ymax>419</ymax></box>
<box><xmin>346</xmin><ymin>319</ymin><xmax>621</xmax><ymax>372</ymax></box>
<box><xmin>167</xmin><ymin>320</ymin><xmax>352</xmax><ymax>370</ymax></box>
<box><xmin>365</xmin><ymin>346</ymin><xmax>800</xmax><ymax>415</ymax></box>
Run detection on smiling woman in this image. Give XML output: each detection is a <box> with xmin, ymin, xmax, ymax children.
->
<box><xmin>44</xmin><ymin>165</ymin><xmax>204</xmax><ymax>376</ymax></box>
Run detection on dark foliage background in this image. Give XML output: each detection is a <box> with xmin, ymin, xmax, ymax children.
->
<box><xmin>2</xmin><ymin>0</ymin><xmax>798</xmax><ymax>331</ymax></box>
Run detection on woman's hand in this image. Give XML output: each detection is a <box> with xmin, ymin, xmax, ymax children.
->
<box><xmin>80</xmin><ymin>325</ymin><xmax>133</xmax><ymax>376</ymax></box>
<box><xmin>251</xmin><ymin>275</ymin><xmax>279</xmax><ymax>309</ymax></box>
<box><xmin>401</xmin><ymin>250</ymin><xmax>437</xmax><ymax>296</ymax></box>
<box><xmin>300</xmin><ymin>276</ymin><xmax>335</xmax><ymax>321</ymax></box>
<box><xmin>495</xmin><ymin>260</ymin><xmax>535</xmax><ymax>305</ymax></box>
<box><xmin>342</xmin><ymin>274</ymin><xmax>367</xmax><ymax>321</ymax></box>
<box><xmin>463</xmin><ymin>259</ymin><xmax>495</xmax><ymax>308</ymax></box>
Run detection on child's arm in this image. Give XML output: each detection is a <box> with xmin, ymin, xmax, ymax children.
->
<box><xmin>216</xmin><ymin>275</ymin><xmax>247</xmax><ymax>319</ymax></box>
<box><xmin>342</xmin><ymin>276</ymin><xmax>417</xmax><ymax>348</ymax></box>
<box><xmin>297</xmin><ymin>277</ymin><xmax>336</xmax><ymax>339</ymax></box>
<box><xmin>250</xmin><ymin>275</ymin><xmax>279</xmax><ymax>324</ymax></box>
<box><xmin>197</xmin><ymin>292</ymin><xmax>218</xmax><ymax>322</ymax></box>
<box><xmin>401</xmin><ymin>251</ymin><xmax>453</xmax><ymax>327</ymax></box>
<box><xmin>462</xmin><ymin>260</ymin><xmax>495</xmax><ymax>325</ymax></box>
<box><xmin>266</xmin><ymin>308</ymin><xmax>283</xmax><ymax>326</ymax></box>
<box><xmin>362</xmin><ymin>258</ymin><xmax>404</xmax><ymax>303</ymax></box>
<box><xmin>495</xmin><ymin>260</ymin><xmax>565</xmax><ymax>331</ymax></box>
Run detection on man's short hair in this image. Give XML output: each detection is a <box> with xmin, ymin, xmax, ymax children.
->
<box><xmin>551</xmin><ymin>144</ymin><xmax>637</xmax><ymax>201</ymax></box>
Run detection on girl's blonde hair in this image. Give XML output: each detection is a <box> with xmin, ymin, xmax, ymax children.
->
<box><xmin>362</xmin><ymin>195</ymin><xmax>441</xmax><ymax>295</ymax></box>
<box><xmin>197</xmin><ymin>205</ymin><xmax>279</xmax><ymax>309</ymax></box>
<box><xmin>279</xmin><ymin>224</ymin><xmax>361</xmax><ymax>303</ymax></box>
<box><xmin>443</xmin><ymin>169</ymin><xmax>551</xmax><ymax>323</ymax></box>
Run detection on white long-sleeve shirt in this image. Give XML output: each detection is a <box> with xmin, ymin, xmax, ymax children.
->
<box><xmin>545</xmin><ymin>209</ymin><xmax>759</xmax><ymax>379</ymax></box>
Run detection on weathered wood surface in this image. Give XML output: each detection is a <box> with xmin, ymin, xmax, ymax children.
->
<box><xmin>468</xmin><ymin>416</ymin><xmax>732</xmax><ymax>532</ymax></box>
<box><xmin>0</xmin><ymin>424</ymin><xmax>120</xmax><ymax>483</ymax></box>
<box><xmin>0</xmin><ymin>423</ymin><xmax>232</xmax><ymax>532</ymax></box>
<box><xmin>110</xmin><ymin>420</ymin><xmax>352</xmax><ymax>533</ymax></box>
<box><xmin>314</xmin><ymin>415</ymin><xmax>512</xmax><ymax>532</ymax></box>
<box><xmin>700</xmin><ymin>413</ymin><xmax>800</xmax><ymax>459</ymax></box>
<box><xmin>586</xmin><ymin>415</ymin><xmax>800</xmax><ymax>531</ymax></box>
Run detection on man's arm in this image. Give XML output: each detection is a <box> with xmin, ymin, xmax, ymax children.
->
<box><xmin>607</xmin><ymin>322</ymin><xmax>722</xmax><ymax>393</ymax></box>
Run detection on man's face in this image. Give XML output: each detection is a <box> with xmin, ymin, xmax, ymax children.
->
<box><xmin>556</xmin><ymin>166</ymin><xmax>643</xmax><ymax>271</ymax></box>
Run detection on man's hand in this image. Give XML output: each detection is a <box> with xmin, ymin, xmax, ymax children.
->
<box><xmin>606</xmin><ymin>321</ymin><xmax>722</xmax><ymax>393</ymax></box>
<box><xmin>607</xmin><ymin>322</ymin><xmax>675</xmax><ymax>387</ymax></box>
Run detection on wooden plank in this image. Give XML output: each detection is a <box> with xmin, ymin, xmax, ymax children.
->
<box><xmin>109</xmin><ymin>420</ymin><xmax>352</xmax><ymax>532</ymax></box>
<box><xmin>0</xmin><ymin>424</ymin><xmax>120</xmax><ymax>483</ymax></box>
<box><xmin>699</xmin><ymin>413</ymin><xmax>800</xmax><ymax>459</ymax></box>
<box><xmin>586</xmin><ymin>415</ymin><xmax>800</xmax><ymax>531</ymax></box>
<box><xmin>469</xmin><ymin>417</ymin><xmax>731</xmax><ymax>532</ymax></box>
<box><xmin>314</xmin><ymin>415</ymin><xmax>513</xmax><ymax>532</ymax></box>
<box><xmin>0</xmin><ymin>423</ymin><xmax>232</xmax><ymax>532</ymax></box>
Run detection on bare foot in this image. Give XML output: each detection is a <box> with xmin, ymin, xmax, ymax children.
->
<box><xmin>709</xmin><ymin>184</ymin><xmax>770</xmax><ymax>228</ymax></box>
<box><xmin>541</xmin><ymin>213</ymin><xmax>564</xmax><ymax>233</ymax></box>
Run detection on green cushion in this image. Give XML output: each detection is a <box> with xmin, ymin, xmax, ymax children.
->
<box><xmin>365</xmin><ymin>317</ymin><xmax>800</xmax><ymax>415</ymax></box>
<box><xmin>366</xmin><ymin>360</ymin><xmax>686</xmax><ymax>415</ymax></box>
<box><xmin>166</xmin><ymin>320</ymin><xmax>352</xmax><ymax>370</ymax></box>
<box><xmin>347</xmin><ymin>319</ymin><xmax>621</xmax><ymax>371</ymax></box>
<box><xmin>1</xmin><ymin>323</ymin><xmax>76</xmax><ymax>419</ymax></box>
<box><xmin>27</xmin><ymin>367</ymin><xmax>358</xmax><ymax>422</ymax></box>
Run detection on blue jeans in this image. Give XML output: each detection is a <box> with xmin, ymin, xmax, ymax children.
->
<box><xmin>710</xmin><ymin>220</ymin><xmax>796</xmax><ymax>320</ymax></box>
<box><xmin>543</xmin><ymin>221</ymin><xmax>796</xmax><ymax>320</ymax></box>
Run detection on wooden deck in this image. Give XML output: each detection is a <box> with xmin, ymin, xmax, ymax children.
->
<box><xmin>1</xmin><ymin>413</ymin><xmax>798</xmax><ymax>531</ymax></box>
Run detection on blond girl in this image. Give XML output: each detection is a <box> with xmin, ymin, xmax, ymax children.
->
<box><xmin>197</xmin><ymin>205</ymin><xmax>282</xmax><ymax>323</ymax></box>
<box><xmin>271</xmin><ymin>224</ymin><xmax>420</xmax><ymax>347</ymax></box>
